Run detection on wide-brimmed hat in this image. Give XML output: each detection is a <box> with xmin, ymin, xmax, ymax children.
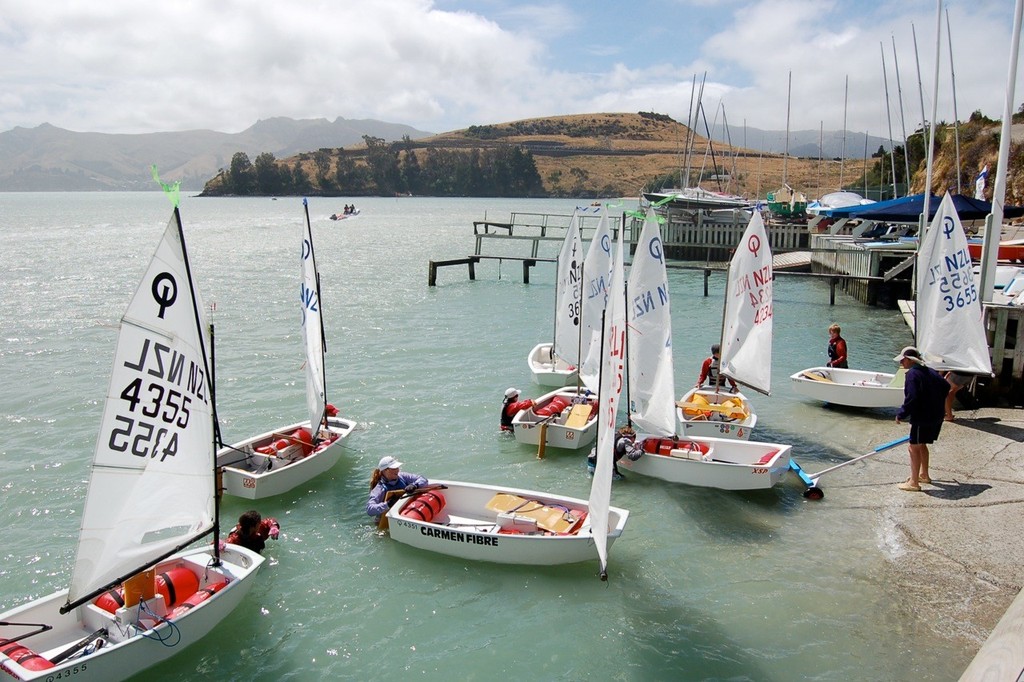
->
<box><xmin>893</xmin><ymin>346</ymin><xmax>922</xmax><ymax>363</ymax></box>
<box><xmin>377</xmin><ymin>455</ymin><xmax>402</xmax><ymax>470</ymax></box>
<box><xmin>504</xmin><ymin>387</ymin><xmax>520</xmax><ymax>399</ymax></box>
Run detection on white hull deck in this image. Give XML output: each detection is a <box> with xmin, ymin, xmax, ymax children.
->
<box><xmin>510</xmin><ymin>387</ymin><xmax>598</xmax><ymax>451</ymax></box>
<box><xmin>0</xmin><ymin>546</ymin><xmax>263</xmax><ymax>682</ymax></box>
<box><xmin>619</xmin><ymin>436</ymin><xmax>792</xmax><ymax>490</ymax></box>
<box><xmin>676</xmin><ymin>387</ymin><xmax>757</xmax><ymax>440</ymax></box>
<box><xmin>217</xmin><ymin>416</ymin><xmax>356</xmax><ymax>499</ymax></box>
<box><xmin>386</xmin><ymin>480</ymin><xmax>628</xmax><ymax>565</ymax></box>
<box><xmin>789</xmin><ymin>367</ymin><xmax>904</xmax><ymax>408</ymax></box>
<box><xmin>527</xmin><ymin>342</ymin><xmax>578</xmax><ymax>387</ymax></box>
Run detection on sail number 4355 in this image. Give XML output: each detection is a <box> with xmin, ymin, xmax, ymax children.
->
<box><xmin>108</xmin><ymin>378</ymin><xmax>191</xmax><ymax>460</ymax></box>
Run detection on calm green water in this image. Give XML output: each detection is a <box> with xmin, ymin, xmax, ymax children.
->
<box><xmin>0</xmin><ymin>193</ymin><xmax>970</xmax><ymax>680</ymax></box>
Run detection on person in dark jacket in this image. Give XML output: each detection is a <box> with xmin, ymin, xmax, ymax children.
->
<box><xmin>893</xmin><ymin>346</ymin><xmax>950</xmax><ymax>491</ymax></box>
<box><xmin>587</xmin><ymin>425</ymin><xmax>640</xmax><ymax>481</ymax></box>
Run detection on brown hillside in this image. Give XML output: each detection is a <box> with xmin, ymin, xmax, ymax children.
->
<box><xmin>427</xmin><ymin>112</ymin><xmax>845</xmax><ymax>199</ymax></box>
<box><xmin>224</xmin><ymin>112</ymin><xmax>1023</xmax><ymax>203</ymax></box>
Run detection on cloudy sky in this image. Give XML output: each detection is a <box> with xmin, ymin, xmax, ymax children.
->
<box><xmin>0</xmin><ymin>0</ymin><xmax>1020</xmax><ymax>142</ymax></box>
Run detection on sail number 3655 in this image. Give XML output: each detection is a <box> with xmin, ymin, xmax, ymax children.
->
<box><xmin>108</xmin><ymin>378</ymin><xmax>191</xmax><ymax>460</ymax></box>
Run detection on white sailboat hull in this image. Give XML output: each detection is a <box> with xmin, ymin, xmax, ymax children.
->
<box><xmin>618</xmin><ymin>436</ymin><xmax>792</xmax><ymax>490</ymax></box>
<box><xmin>510</xmin><ymin>387</ymin><xmax>598</xmax><ymax>450</ymax></box>
<box><xmin>0</xmin><ymin>545</ymin><xmax>263</xmax><ymax>682</ymax></box>
<box><xmin>527</xmin><ymin>342</ymin><xmax>578</xmax><ymax>387</ymax></box>
<box><xmin>386</xmin><ymin>480</ymin><xmax>628</xmax><ymax>565</ymax></box>
<box><xmin>789</xmin><ymin>367</ymin><xmax>904</xmax><ymax>408</ymax></box>
<box><xmin>676</xmin><ymin>387</ymin><xmax>758</xmax><ymax>440</ymax></box>
<box><xmin>218</xmin><ymin>417</ymin><xmax>357</xmax><ymax>499</ymax></box>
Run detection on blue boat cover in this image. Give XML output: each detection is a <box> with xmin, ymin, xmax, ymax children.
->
<box><xmin>825</xmin><ymin>193</ymin><xmax>1024</xmax><ymax>222</ymax></box>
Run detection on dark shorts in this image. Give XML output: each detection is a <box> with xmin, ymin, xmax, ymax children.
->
<box><xmin>909</xmin><ymin>420</ymin><xmax>943</xmax><ymax>445</ymax></box>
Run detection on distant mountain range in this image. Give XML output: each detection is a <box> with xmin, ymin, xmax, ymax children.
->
<box><xmin>0</xmin><ymin>117</ymin><xmax>434</xmax><ymax>191</ymax></box>
<box><xmin>0</xmin><ymin>115</ymin><xmax>892</xmax><ymax>192</ymax></box>
<box><xmin>706</xmin><ymin>123</ymin><xmax>892</xmax><ymax>160</ymax></box>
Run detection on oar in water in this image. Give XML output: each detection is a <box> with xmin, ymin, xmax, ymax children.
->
<box><xmin>376</xmin><ymin>484</ymin><xmax>449</xmax><ymax>531</ymax></box>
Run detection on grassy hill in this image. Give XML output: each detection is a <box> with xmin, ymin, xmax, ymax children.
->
<box><xmin>234</xmin><ymin>111</ymin><xmax>1023</xmax><ymax>203</ymax></box>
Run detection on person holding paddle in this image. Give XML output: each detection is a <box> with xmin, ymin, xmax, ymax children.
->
<box><xmin>366</xmin><ymin>456</ymin><xmax>428</xmax><ymax>520</ymax></box>
<box><xmin>893</xmin><ymin>346</ymin><xmax>949</xmax><ymax>491</ymax></box>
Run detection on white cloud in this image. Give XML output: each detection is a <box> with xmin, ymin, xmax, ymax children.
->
<box><xmin>0</xmin><ymin>0</ymin><xmax>1019</xmax><ymax>138</ymax></box>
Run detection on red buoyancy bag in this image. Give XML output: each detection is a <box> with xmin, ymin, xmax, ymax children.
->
<box><xmin>169</xmin><ymin>581</ymin><xmax>228</xmax><ymax>619</ymax></box>
<box><xmin>289</xmin><ymin>428</ymin><xmax>314</xmax><ymax>456</ymax></box>
<box><xmin>534</xmin><ymin>395</ymin><xmax>571</xmax><ymax>417</ymax></box>
<box><xmin>1</xmin><ymin>642</ymin><xmax>54</xmax><ymax>671</ymax></box>
<box><xmin>95</xmin><ymin>567</ymin><xmax>200</xmax><ymax>614</ymax></box>
<box><xmin>399</xmin><ymin>491</ymin><xmax>446</xmax><ymax>523</ymax></box>
<box><xmin>156</xmin><ymin>568</ymin><xmax>200</xmax><ymax>609</ymax></box>
<box><xmin>642</xmin><ymin>438</ymin><xmax>710</xmax><ymax>457</ymax></box>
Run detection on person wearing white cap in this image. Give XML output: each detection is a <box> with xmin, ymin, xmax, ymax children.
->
<box><xmin>500</xmin><ymin>387</ymin><xmax>534</xmax><ymax>432</ymax></box>
<box><xmin>893</xmin><ymin>346</ymin><xmax>950</xmax><ymax>491</ymax></box>
<box><xmin>366</xmin><ymin>455</ymin><xmax>428</xmax><ymax>519</ymax></box>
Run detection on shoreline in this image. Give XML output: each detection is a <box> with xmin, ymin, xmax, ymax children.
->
<box><xmin>820</xmin><ymin>406</ymin><xmax>1024</xmax><ymax>672</ymax></box>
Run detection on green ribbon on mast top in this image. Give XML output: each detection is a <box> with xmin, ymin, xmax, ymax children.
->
<box><xmin>150</xmin><ymin>165</ymin><xmax>180</xmax><ymax>207</ymax></box>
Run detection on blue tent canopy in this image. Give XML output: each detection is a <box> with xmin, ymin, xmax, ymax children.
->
<box><xmin>825</xmin><ymin>193</ymin><xmax>1024</xmax><ymax>222</ymax></box>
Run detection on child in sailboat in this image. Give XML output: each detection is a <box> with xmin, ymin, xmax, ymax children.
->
<box><xmin>226</xmin><ymin>510</ymin><xmax>280</xmax><ymax>554</ymax></box>
<box><xmin>696</xmin><ymin>344</ymin><xmax>737</xmax><ymax>392</ymax></box>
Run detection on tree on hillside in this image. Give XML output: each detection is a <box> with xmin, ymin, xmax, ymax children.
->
<box><xmin>254</xmin><ymin>152</ymin><xmax>287</xmax><ymax>194</ymax></box>
<box><xmin>229</xmin><ymin>152</ymin><xmax>255</xmax><ymax>194</ymax></box>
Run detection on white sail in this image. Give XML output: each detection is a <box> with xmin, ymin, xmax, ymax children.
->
<box><xmin>916</xmin><ymin>192</ymin><xmax>992</xmax><ymax>374</ymax></box>
<box><xmin>720</xmin><ymin>211</ymin><xmax>774</xmax><ymax>395</ymax></box>
<box><xmin>301</xmin><ymin>200</ymin><xmax>327</xmax><ymax>433</ymax></box>
<box><xmin>69</xmin><ymin>209</ymin><xmax>214</xmax><ymax>604</ymax></box>
<box><xmin>553</xmin><ymin>211</ymin><xmax>583</xmax><ymax>366</ymax></box>
<box><xmin>627</xmin><ymin>208</ymin><xmax>676</xmax><ymax>436</ymax></box>
<box><xmin>588</xmin><ymin>224</ymin><xmax>625</xmax><ymax>579</ymax></box>
<box><xmin>578</xmin><ymin>208</ymin><xmax>613</xmax><ymax>392</ymax></box>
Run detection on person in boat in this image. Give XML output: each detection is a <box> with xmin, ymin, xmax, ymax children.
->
<box><xmin>893</xmin><ymin>347</ymin><xmax>950</xmax><ymax>492</ymax></box>
<box><xmin>366</xmin><ymin>456</ymin><xmax>428</xmax><ymax>519</ymax></box>
<box><xmin>587</xmin><ymin>425</ymin><xmax>641</xmax><ymax>481</ymax></box>
<box><xmin>226</xmin><ymin>510</ymin><xmax>280</xmax><ymax>554</ymax></box>
<box><xmin>826</xmin><ymin>324</ymin><xmax>849</xmax><ymax>368</ymax></box>
<box><xmin>500</xmin><ymin>387</ymin><xmax>534</xmax><ymax>432</ymax></box>
<box><xmin>343</xmin><ymin>204</ymin><xmax>351</xmax><ymax>215</ymax></box>
<box><xmin>696</xmin><ymin>344</ymin><xmax>737</xmax><ymax>392</ymax></box>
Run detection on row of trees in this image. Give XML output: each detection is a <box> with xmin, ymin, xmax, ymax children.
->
<box><xmin>207</xmin><ymin>136</ymin><xmax>545</xmax><ymax>197</ymax></box>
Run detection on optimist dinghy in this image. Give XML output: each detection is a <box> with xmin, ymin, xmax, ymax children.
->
<box><xmin>789</xmin><ymin>367</ymin><xmax>905</xmax><ymax>408</ymax></box>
